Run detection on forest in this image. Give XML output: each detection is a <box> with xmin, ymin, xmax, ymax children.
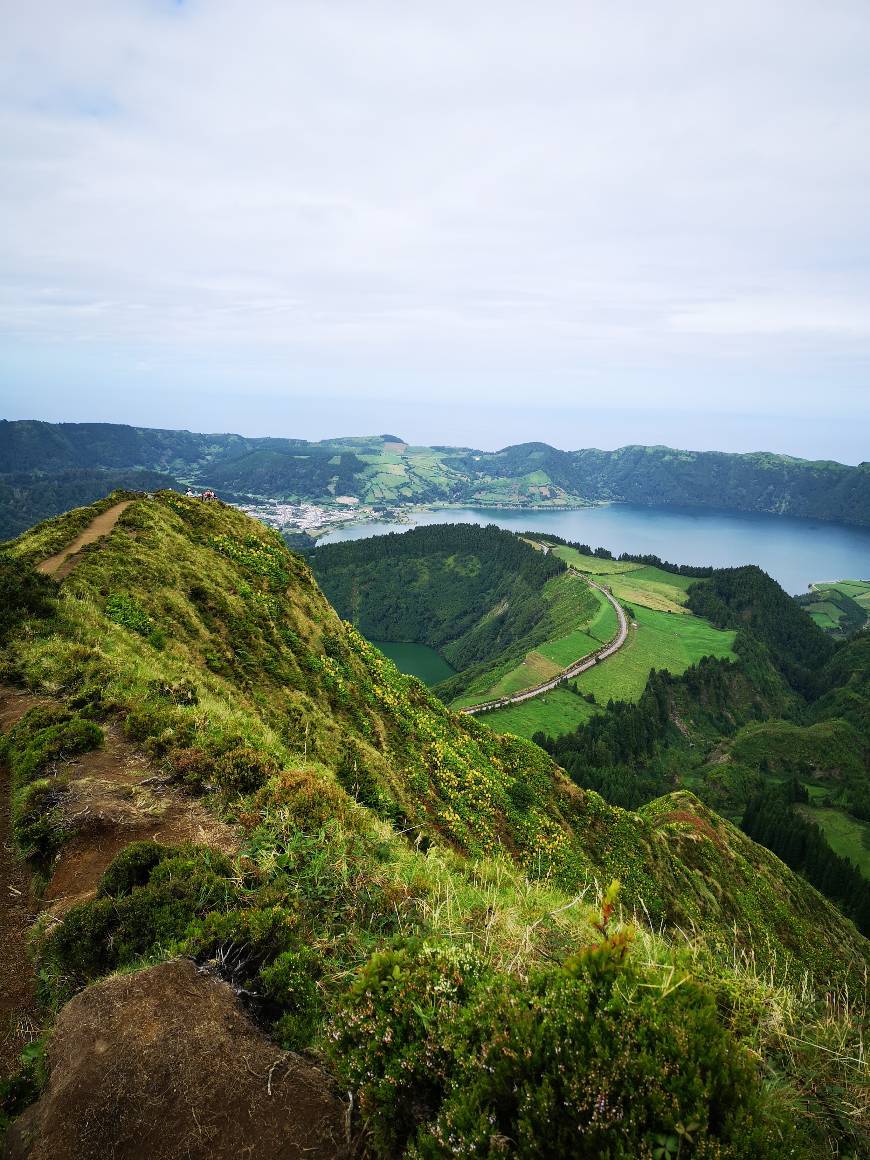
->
<box><xmin>311</xmin><ymin>523</ymin><xmax>567</xmax><ymax>678</ymax></box>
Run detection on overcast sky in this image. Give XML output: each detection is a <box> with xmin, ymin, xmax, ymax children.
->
<box><xmin>1</xmin><ymin>1</ymin><xmax>869</xmax><ymax>460</ymax></box>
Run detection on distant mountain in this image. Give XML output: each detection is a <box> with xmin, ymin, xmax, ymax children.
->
<box><xmin>2</xmin><ymin>418</ymin><xmax>869</xmax><ymax>538</ymax></box>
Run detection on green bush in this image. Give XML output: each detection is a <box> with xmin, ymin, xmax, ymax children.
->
<box><xmin>105</xmin><ymin>592</ymin><xmax>153</xmax><ymax>636</ymax></box>
<box><xmin>332</xmin><ymin>938</ymin><xmax>783</xmax><ymax>1158</ymax></box>
<box><xmin>259</xmin><ymin>946</ymin><xmax>322</xmax><ymax>1050</ymax></box>
<box><xmin>8</xmin><ymin>717</ymin><xmax>104</xmax><ymax>785</ymax></box>
<box><xmin>214</xmin><ymin>745</ymin><xmax>278</xmax><ymax>795</ymax></box>
<box><xmin>39</xmin><ymin>845</ymin><xmax>237</xmax><ymax>1004</ymax></box>
<box><xmin>12</xmin><ymin>779</ymin><xmax>68</xmax><ymax>861</ymax></box>
<box><xmin>97</xmin><ymin>841</ymin><xmax>175</xmax><ymax>898</ymax></box>
<box><xmin>330</xmin><ymin>940</ymin><xmax>490</xmax><ymax>1155</ymax></box>
<box><xmin>0</xmin><ymin>1039</ymin><xmax>48</xmax><ymax>1134</ymax></box>
<box><xmin>0</xmin><ymin>553</ymin><xmax>54</xmax><ymax>643</ymax></box>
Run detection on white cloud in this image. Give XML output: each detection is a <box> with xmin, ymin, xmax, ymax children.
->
<box><xmin>1</xmin><ymin>1</ymin><xmax>869</xmax><ymax>446</ymax></box>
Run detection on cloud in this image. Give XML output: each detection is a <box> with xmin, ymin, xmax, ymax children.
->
<box><xmin>1</xmin><ymin>1</ymin><xmax>869</xmax><ymax>446</ymax></box>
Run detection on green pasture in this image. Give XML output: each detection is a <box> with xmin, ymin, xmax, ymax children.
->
<box><xmin>550</xmin><ymin>545</ymin><xmax>637</xmax><ymax>574</ymax></box>
<box><xmin>796</xmin><ymin>805</ymin><xmax>870</xmax><ymax>878</ymax></box>
<box><xmin>479</xmin><ymin>687</ymin><xmax>600</xmax><ymax>740</ymax></box>
<box><xmin>573</xmin><ymin>605</ymin><xmax>737</xmax><ymax>705</ymax></box>
<box><xmin>460</xmin><ymin>576</ymin><xmax>615</xmax><ymax>705</ymax></box>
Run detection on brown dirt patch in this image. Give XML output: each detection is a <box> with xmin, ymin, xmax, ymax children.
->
<box><xmin>1</xmin><ymin>686</ymin><xmax>238</xmax><ymax>920</ymax></box>
<box><xmin>0</xmin><ymin>766</ymin><xmax>40</xmax><ymax>1079</ymax></box>
<box><xmin>657</xmin><ymin>809</ymin><xmax>727</xmax><ymax>851</ymax></box>
<box><xmin>36</xmin><ymin>500</ymin><xmax>133</xmax><ymax>579</ymax></box>
<box><xmin>0</xmin><ymin>690</ymin><xmax>49</xmax><ymax>1077</ymax></box>
<box><xmin>5</xmin><ymin>959</ymin><xmax>353</xmax><ymax>1160</ymax></box>
<box><xmin>40</xmin><ymin>721</ymin><xmax>239</xmax><ymax>915</ymax></box>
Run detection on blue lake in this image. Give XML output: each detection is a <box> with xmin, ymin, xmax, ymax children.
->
<box><xmin>317</xmin><ymin>504</ymin><xmax>870</xmax><ymax>595</ymax></box>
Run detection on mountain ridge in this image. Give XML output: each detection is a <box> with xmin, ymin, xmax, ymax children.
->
<box><xmin>1</xmin><ymin>490</ymin><xmax>868</xmax><ymax>1154</ymax></box>
<box><xmin>2</xmin><ymin>419</ymin><xmax>869</xmax><ymax>538</ymax></box>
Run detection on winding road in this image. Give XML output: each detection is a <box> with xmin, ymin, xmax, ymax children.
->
<box><xmin>459</xmin><ymin>573</ymin><xmax>629</xmax><ymax>716</ymax></box>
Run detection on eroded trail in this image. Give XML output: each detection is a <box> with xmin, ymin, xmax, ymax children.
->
<box><xmin>36</xmin><ymin>500</ymin><xmax>133</xmax><ymax>579</ymax></box>
<box><xmin>0</xmin><ymin>691</ymin><xmax>45</xmax><ymax>1076</ymax></box>
<box><xmin>0</xmin><ymin>683</ymin><xmax>239</xmax><ymax>1079</ymax></box>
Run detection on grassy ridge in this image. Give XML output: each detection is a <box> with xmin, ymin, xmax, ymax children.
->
<box><xmin>2</xmin><ymin>494</ymin><xmax>869</xmax><ymax>1154</ymax></box>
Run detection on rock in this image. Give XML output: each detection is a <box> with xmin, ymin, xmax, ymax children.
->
<box><xmin>6</xmin><ymin>960</ymin><xmax>351</xmax><ymax>1160</ymax></box>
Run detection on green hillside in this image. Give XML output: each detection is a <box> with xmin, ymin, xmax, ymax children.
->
<box><xmin>2</xmin><ymin>419</ymin><xmax>869</xmax><ymax>538</ymax></box>
<box><xmin>1</xmin><ymin>494</ymin><xmax>868</xmax><ymax>1155</ymax></box>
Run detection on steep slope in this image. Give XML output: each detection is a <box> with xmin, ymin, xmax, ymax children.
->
<box><xmin>2</xmin><ymin>493</ymin><xmax>868</xmax><ymax>1155</ymax></box>
<box><xmin>1</xmin><ymin>492</ymin><xmax>865</xmax><ymax>969</ymax></box>
<box><xmin>311</xmin><ymin>523</ymin><xmax>581</xmax><ymax>695</ymax></box>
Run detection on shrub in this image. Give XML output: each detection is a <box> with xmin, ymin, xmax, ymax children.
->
<box><xmin>104</xmin><ymin>592</ymin><xmax>153</xmax><ymax>636</ymax></box>
<box><xmin>415</xmin><ymin>958</ymin><xmax>778</xmax><ymax>1158</ymax></box>
<box><xmin>330</xmin><ymin>940</ymin><xmax>490</xmax><ymax>1155</ymax></box>
<box><xmin>38</xmin><ymin>845</ymin><xmax>237</xmax><ymax>1004</ymax></box>
<box><xmin>0</xmin><ymin>553</ymin><xmax>54</xmax><ymax>643</ymax></box>
<box><xmin>0</xmin><ymin>1039</ymin><xmax>48</xmax><ymax>1134</ymax></box>
<box><xmin>259</xmin><ymin>947</ymin><xmax>322</xmax><ymax>1050</ymax></box>
<box><xmin>214</xmin><ymin>746</ymin><xmax>278</xmax><ymax>796</ymax></box>
<box><xmin>97</xmin><ymin>841</ymin><xmax>175</xmax><ymax>898</ymax></box>
<box><xmin>259</xmin><ymin>769</ymin><xmax>358</xmax><ymax>832</ymax></box>
<box><xmin>332</xmin><ymin>931</ymin><xmax>783</xmax><ymax>1158</ymax></box>
<box><xmin>12</xmin><ymin>779</ymin><xmax>68</xmax><ymax>861</ymax></box>
<box><xmin>165</xmin><ymin>746</ymin><xmax>214</xmax><ymax>792</ymax></box>
<box><xmin>8</xmin><ymin>718</ymin><xmax>104</xmax><ymax>785</ymax></box>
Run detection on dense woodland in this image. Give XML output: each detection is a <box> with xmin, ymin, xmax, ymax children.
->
<box><xmin>312</xmin><ymin>523</ymin><xmax>568</xmax><ymax>680</ymax></box>
<box><xmin>742</xmin><ymin>783</ymin><xmax>870</xmax><ymax>934</ymax></box>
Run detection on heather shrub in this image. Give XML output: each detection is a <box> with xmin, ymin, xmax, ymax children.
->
<box><xmin>97</xmin><ymin>841</ymin><xmax>175</xmax><ymax>898</ymax></box>
<box><xmin>7</xmin><ymin>717</ymin><xmax>103</xmax><ymax>785</ymax></box>
<box><xmin>214</xmin><ymin>745</ymin><xmax>278</xmax><ymax>795</ymax></box>
<box><xmin>332</xmin><ymin>922</ymin><xmax>783</xmax><ymax>1158</ymax></box>
<box><xmin>330</xmin><ymin>939</ymin><xmax>491</xmax><ymax>1155</ymax></box>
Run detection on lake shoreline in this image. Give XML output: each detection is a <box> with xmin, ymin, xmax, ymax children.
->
<box><xmin>315</xmin><ymin>503</ymin><xmax>870</xmax><ymax>595</ymax></box>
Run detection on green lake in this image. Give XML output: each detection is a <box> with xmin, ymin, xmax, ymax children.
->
<box><xmin>371</xmin><ymin>641</ymin><xmax>456</xmax><ymax>685</ymax></box>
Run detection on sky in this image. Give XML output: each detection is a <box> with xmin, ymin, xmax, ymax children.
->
<box><xmin>1</xmin><ymin>1</ymin><xmax>869</xmax><ymax>462</ymax></box>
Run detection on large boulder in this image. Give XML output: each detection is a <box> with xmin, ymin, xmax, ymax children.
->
<box><xmin>6</xmin><ymin>960</ymin><xmax>350</xmax><ymax>1159</ymax></box>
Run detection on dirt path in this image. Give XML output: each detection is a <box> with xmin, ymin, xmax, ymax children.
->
<box><xmin>36</xmin><ymin>500</ymin><xmax>133</xmax><ymax>579</ymax></box>
<box><xmin>0</xmin><ymin>683</ymin><xmax>239</xmax><ymax>1080</ymax></box>
<box><xmin>0</xmin><ymin>691</ymin><xmax>46</xmax><ymax>1077</ymax></box>
<box><xmin>460</xmin><ymin>573</ymin><xmax>630</xmax><ymax>716</ymax></box>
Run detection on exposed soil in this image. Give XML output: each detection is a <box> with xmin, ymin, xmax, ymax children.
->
<box><xmin>0</xmin><ymin>684</ymin><xmax>239</xmax><ymax>1080</ymax></box>
<box><xmin>0</xmin><ymin>691</ymin><xmax>48</xmax><ymax>1078</ymax></box>
<box><xmin>39</xmin><ymin>720</ymin><xmax>238</xmax><ymax>917</ymax></box>
<box><xmin>36</xmin><ymin>500</ymin><xmax>133</xmax><ymax>579</ymax></box>
<box><xmin>5</xmin><ymin>959</ymin><xmax>354</xmax><ymax>1160</ymax></box>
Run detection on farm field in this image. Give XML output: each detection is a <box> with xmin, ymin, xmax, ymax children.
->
<box><xmin>479</xmin><ymin>687</ymin><xmax>600</xmax><ymax>739</ymax></box>
<box><xmin>799</xmin><ymin>578</ymin><xmax>870</xmax><ymax>634</ymax></box>
<box><xmin>454</xmin><ymin>578</ymin><xmax>616</xmax><ymax>707</ymax></box>
<box><xmin>550</xmin><ymin>545</ymin><xmax>637</xmax><ymax>574</ymax></box>
<box><xmin>460</xmin><ymin>544</ymin><xmax>735</xmax><ymax>734</ymax></box>
<box><xmin>573</xmin><ymin>605</ymin><xmax>737</xmax><ymax>705</ymax></box>
<box><xmin>825</xmin><ymin>579</ymin><xmax>870</xmax><ymax>608</ymax></box>
<box><xmin>796</xmin><ymin>805</ymin><xmax>870</xmax><ymax>879</ymax></box>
